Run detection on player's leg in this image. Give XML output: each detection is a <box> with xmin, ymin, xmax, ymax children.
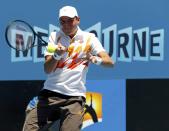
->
<box><xmin>59</xmin><ymin>97</ymin><xmax>85</xmax><ymax>131</ymax></box>
<box><xmin>22</xmin><ymin>96</ymin><xmax>50</xmax><ymax>131</ymax></box>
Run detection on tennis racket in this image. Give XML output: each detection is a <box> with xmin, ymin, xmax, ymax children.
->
<box><xmin>5</xmin><ymin>20</ymin><xmax>57</xmax><ymax>52</ymax></box>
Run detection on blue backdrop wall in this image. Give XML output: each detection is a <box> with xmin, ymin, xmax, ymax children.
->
<box><xmin>0</xmin><ymin>0</ymin><xmax>168</xmax><ymax>80</ymax></box>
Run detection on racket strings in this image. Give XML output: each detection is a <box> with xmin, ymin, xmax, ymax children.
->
<box><xmin>6</xmin><ymin>20</ymin><xmax>35</xmax><ymax>51</ymax></box>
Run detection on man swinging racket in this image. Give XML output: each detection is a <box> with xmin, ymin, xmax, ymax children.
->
<box><xmin>23</xmin><ymin>5</ymin><xmax>114</xmax><ymax>131</ymax></box>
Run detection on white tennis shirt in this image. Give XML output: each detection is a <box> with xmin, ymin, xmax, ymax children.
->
<box><xmin>43</xmin><ymin>28</ymin><xmax>105</xmax><ymax>97</ymax></box>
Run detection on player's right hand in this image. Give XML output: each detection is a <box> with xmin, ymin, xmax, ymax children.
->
<box><xmin>55</xmin><ymin>36</ymin><xmax>67</xmax><ymax>56</ymax></box>
<box><xmin>55</xmin><ymin>43</ymin><xmax>67</xmax><ymax>56</ymax></box>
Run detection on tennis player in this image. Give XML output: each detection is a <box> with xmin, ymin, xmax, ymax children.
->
<box><xmin>23</xmin><ymin>5</ymin><xmax>114</xmax><ymax>131</ymax></box>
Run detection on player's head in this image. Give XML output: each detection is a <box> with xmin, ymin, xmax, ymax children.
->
<box><xmin>59</xmin><ymin>6</ymin><xmax>80</xmax><ymax>36</ymax></box>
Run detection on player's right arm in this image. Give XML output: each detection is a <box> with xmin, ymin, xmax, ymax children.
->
<box><xmin>44</xmin><ymin>55</ymin><xmax>58</xmax><ymax>74</ymax></box>
<box><xmin>44</xmin><ymin>44</ymin><xmax>67</xmax><ymax>74</ymax></box>
<box><xmin>44</xmin><ymin>32</ymin><xmax>67</xmax><ymax>74</ymax></box>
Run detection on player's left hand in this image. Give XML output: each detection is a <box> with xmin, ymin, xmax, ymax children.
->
<box><xmin>86</xmin><ymin>53</ymin><xmax>102</xmax><ymax>65</ymax></box>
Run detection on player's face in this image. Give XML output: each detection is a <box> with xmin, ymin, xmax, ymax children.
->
<box><xmin>59</xmin><ymin>16</ymin><xmax>80</xmax><ymax>36</ymax></box>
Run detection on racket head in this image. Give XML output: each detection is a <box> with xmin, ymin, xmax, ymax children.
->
<box><xmin>5</xmin><ymin>20</ymin><xmax>36</xmax><ymax>51</ymax></box>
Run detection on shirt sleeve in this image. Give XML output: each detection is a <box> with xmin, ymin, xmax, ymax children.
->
<box><xmin>44</xmin><ymin>31</ymin><xmax>57</xmax><ymax>56</ymax></box>
<box><xmin>90</xmin><ymin>33</ymin><xmax>105</xmax><ymax>55</ymax></box>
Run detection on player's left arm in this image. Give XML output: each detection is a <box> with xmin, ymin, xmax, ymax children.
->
<box><xmin>89</xmin><ymin>33</ymin><xmax>114</xmax><ymax>67</ymax></box>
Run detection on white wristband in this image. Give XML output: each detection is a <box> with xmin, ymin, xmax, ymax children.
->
<box><xmin>95</xmin><ymin>56</ymin><xmax>103</xmax><ymax>65</ymax></box>
<box><xmin>53</xmin><ymin>53</ymin><xmax>62</xmax><ymax>60</ymax></box>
